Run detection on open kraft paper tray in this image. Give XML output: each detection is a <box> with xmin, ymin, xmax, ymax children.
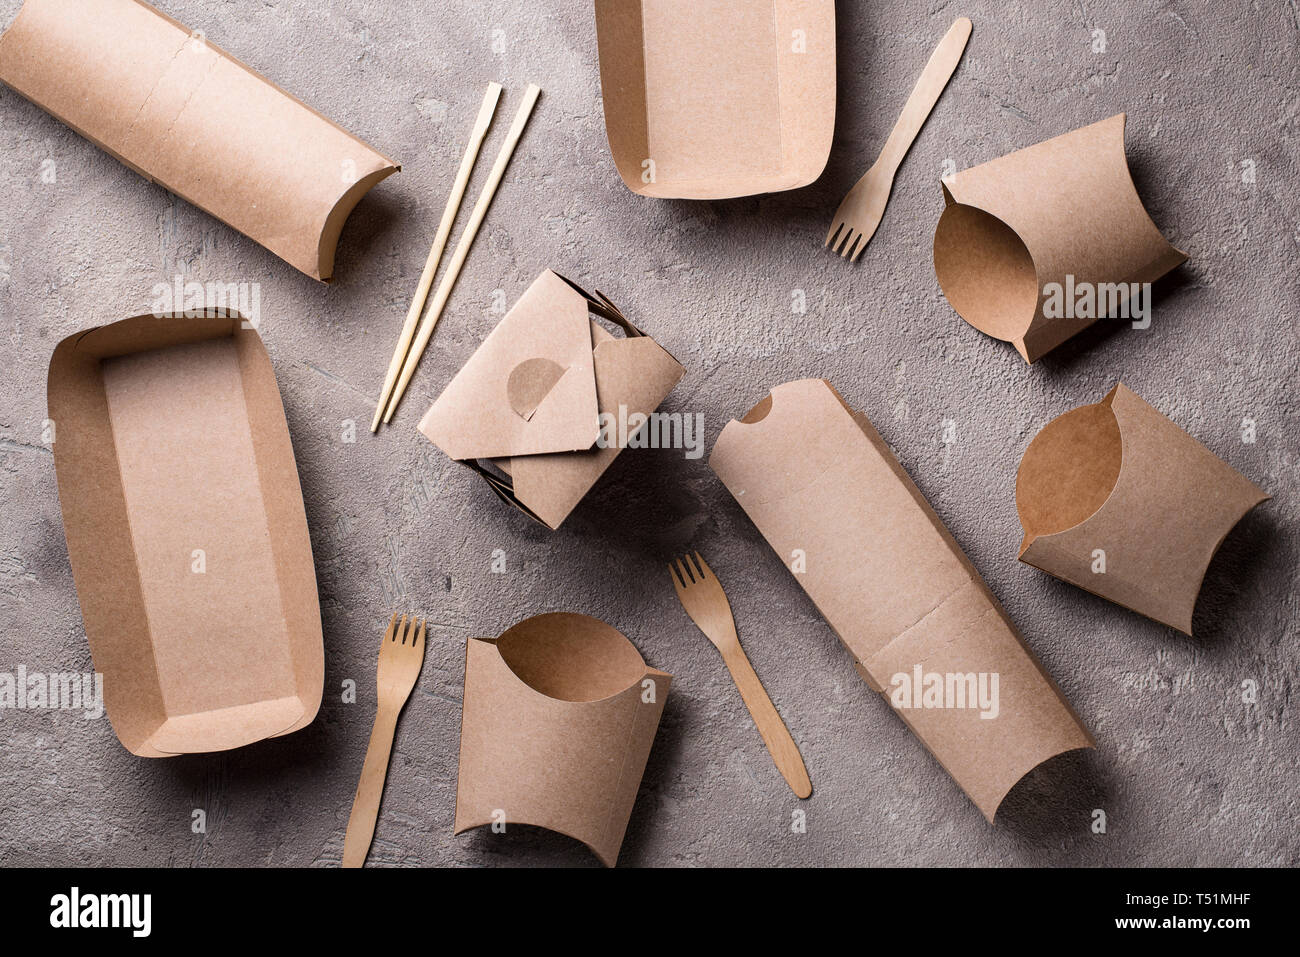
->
<box><xmin>47</xmin><ymin>313</ymin><xmax>324</xmax><ymax>757</ymax></box>
<box><xmin>594</xmin><ymin>0</ymin><xmax>836</xmax><ymax>199</ymax></box>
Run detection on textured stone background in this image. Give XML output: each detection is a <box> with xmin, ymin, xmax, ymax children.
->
<box><xmin>0</xmin><ymin>0</ymin><xmax>1296</xmax><ymax>867</ymax></box>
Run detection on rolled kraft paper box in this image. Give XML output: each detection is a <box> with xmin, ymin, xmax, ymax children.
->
<box><xmin>594</xmin><ymin>0</ymin><xmax>836</xmax><ymax>199</ymax></box>
<box><xmin>1017</xmin><ymin>383</ymin><xmax>1269</xmax><ymax>635</ymax></box>
<box><xmin>709</xmin><ymin>379</ymin><xmax>1093</xmax><ymax>821</ymax></box>
<box><xmin>455</xmin><ymin>613</ymin><xmax>671</xmax><ymax>867</ymax></box>
<box><xmin>933</xmin><ymin>114</ymin><xmax>1186</xmax><ymax>362</ymax></box>
<box><xmin>47</xmin><ymin>314</ymin><xmax>324</xmax><ymax>756</ymax></box>
<box><xmin>419</xmin><ymin>270</ymin><xmax>685</xmax><ymax>530</ymax></box>
<box><xmin>0</xmin><ymin>0</ymin><xmax>399</xmax><ymax>282</ymax></box>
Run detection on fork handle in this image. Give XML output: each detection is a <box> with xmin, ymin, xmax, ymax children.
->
<box><xmin>720</xmin><ymin>645</ymin><xmax>812</xmax><ymax>799</ymax></box>
<box><xmin>876</xmin><ymin>17</ymin><xmax>972</xmax><ymax>177</ymax></box>
<box><xmin>342</xmin><ymin>706</ymin><xmax>401</xmax><ymax>868</ymax></box>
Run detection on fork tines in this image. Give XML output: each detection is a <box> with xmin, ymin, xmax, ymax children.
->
<box><xmin>825</xmin><ymin>221</ymin><xmax>864</xmax><ymax>261</ymax></box>
<box><xmin>384</xmin><ymin>612</ymin><xmax>426</xmax><ymax>645</ymax></box>
<box><xmin>669</xmin><ymin>551</ymin><xmax>710</xmax><ymax>589</ymax></box>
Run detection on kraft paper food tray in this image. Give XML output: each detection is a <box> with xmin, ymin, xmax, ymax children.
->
<box><xmin>419</xmin><ymin>270</ymin><xmax>684</xmax><ymax>530</ymax></box>
<box><xmin>455</xmin><ymin>613</ymin><xmax>671</xmax><ymax>867</ymax></box>
<box><xmin>594</xmin><ymin>0</ymin><xmax>836</xmax><ymax>199</ymax></box>
<box><xmin>0</xmin><ymin>0</ymin><xmax>398</xmax><ymax>281</ymax></box>
<box><xmin>1017</xmin><ymin>383</ymin><xmax>1269</xmax><ymax>635</ymax></box>
<box><xmin>709</xmin><ymin>379</ymin><xmax>1093</xmax><ymax>821</ymax></box>
<box><xmin>47</xmin><ymin>313</ymin><xmax>324</xmax><ymax>757</ymax></box>
<box><xmin>933</xmin><ymin>114</ymin><xmax>1186</xmax><ymax>362</ymax></box>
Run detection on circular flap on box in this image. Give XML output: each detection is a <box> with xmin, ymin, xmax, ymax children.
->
<box><xmin>507</xmin><ymin>357</ymin><xmax>567</xmax><ymax>421</ymax></box>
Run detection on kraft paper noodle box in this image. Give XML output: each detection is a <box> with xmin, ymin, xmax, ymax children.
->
<box><xmin>47</xmin><ymin>313</ymin><xmax>324</xmax><ymax>756</ymax></box>
<box><xmin>454</xmin><ymin>613</ymin><xmax>671</xmax><ymax>866</ymax></box>
<box><xmin>1016</xmin><ymin>383</ymin><xmax>1270</xmax><ymax>634</ymax></box>
<box><xmin>932</xmin><ymin>114</ymin><xmax>1186</xmax><ymax>362</ymax></box>
<box><xmin>0</xmin><ymin>0</ymin><xmax>398</xmax><ymax>281</ymax></box>
<box><xmin>709</xmin><ymin>379</ymin><xmax>1093</xmax><ymax>821</ymax></box>
<box><xmin>418</xmin><ymin>270</ymin><xmax>684</xmax><ymax>530</ymax></box>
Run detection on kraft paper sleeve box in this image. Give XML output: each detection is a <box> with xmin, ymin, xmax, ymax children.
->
<box><xmin>1016</xmin><ymin>383</ymin><xmax>1269</xmax><ymax>635</ymax></box>
<box><xmin>0</xmin><ymin>0</ymin><xmax>399</xmax><ymax>281</ymax></box>
<box><xmin>709</xmin><ymin>379</ymin><xmax>1094</xmax><ymax>821</ymax></box>
<box><xmin>47</xmin><ymin>313</ymin><xmax>324</xmax><ymax>756</ymax></box>
<box><xmin>932</xmin><ymin>114</ymin><xmax>1186</xmax><ymax>362</ymax></box>
<box><xmin>594</xmin><ymin>0</ymin><xmax>836</xmax><ymax>199</ymax></box>
<box><xmin>454</xmin><ymin>613</ymin><xmax>671</xmax><ymax>867</ymax></box>
<box><xmin>418</xmin><ymin>270</ymin><xmax>684</xmax><ymax>530</ymax></box>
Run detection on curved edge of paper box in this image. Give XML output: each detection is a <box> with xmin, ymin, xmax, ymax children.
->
<box><xmin>986</xmin><ymin>743</ymin><xmax>1096</xmax><ymax>823</ymax></box>
<box><xmin>46</xmin><ymin>313</ymin><xmax>325</xmax><ymax>757</ymax></box>
<box><xmin>708</xmin><ymin>378</ymin><xmax>846</xmax><ymax>505</ymax></box>
<box><xmin>313</xmin><ymin>163</ymin><xmax>400</xmax><ymax>282</ymax></box>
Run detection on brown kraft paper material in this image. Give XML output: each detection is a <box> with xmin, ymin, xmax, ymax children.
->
<box><xmin>594</xmin><ymin>0</ymin><xmax>836</xmax><ymax>199</ymax></box>
<box><xmin>454</xmin><ymin>613</ymin><xmax>671</xmax><ymax>867</ymax></box>
<box><xmin>0</xmin><ymin>0</ymin><xmax>399</xmax><ymax>281</ymax></box>
<box><xmin>1017</xmin><ymin>383</ymin><xmax>1270</xmax><ymax>635</ymax></box>
<box><xmin>709</xmin><ymin>379</ymin><xmax>1093</xmax><ymax>821</ymax></box>
<box><xmin>419</xmin><ymin>270</ymin><xmax>684</xmax><ymax>530</ymax></box>
<box><xmin>47</xmin><ymin>313</ymin><xmax>324</xmax><ymax>756</ymax></box>
<box><xmin>933</xmin><ymin>114</ymin><xmax>1186</xmax><ymax>362</ymax></box>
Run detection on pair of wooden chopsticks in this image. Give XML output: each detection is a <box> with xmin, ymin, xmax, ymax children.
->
<box><xmin>371</xmin><ymin>82</ymin><xmax>542</xmax><ymax>431</ymax></box>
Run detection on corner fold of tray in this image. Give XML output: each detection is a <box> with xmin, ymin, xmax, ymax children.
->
<box><xmin>147</xmin><ymin>696</ymin><xmax>309</xmax><ymax>755</ymax></box>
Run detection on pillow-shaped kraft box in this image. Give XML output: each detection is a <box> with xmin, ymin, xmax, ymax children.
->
<box><xmin>454</xmin><ymin>613</ymin><xmax>671</xmax><ymax>866</ymax></box>
<box><xmin>709</xmin><ymin>379</ymin><xmax>1094</xmax><ymax>821</ymax></box>
<box><xmin>1017</xmin><ymin>383</ymin><xmax>1269</xmax><ymax>635</ymax></box>
<box><xmin>47</xmin><ymin>313</ymin><xmax>324</xmax><ymax>756</ymax></box>
<box><xmin>0</xmin><ymin>0</ymin><xmax>398</xmax><ymax>281</ymax></box>
<box><xmin>933</xmin><ymin>114</ymin><xmax>1186</xmax><ymax>362</ymax></box>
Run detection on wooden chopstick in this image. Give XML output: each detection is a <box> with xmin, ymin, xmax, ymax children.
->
<box><xmin>371</xmin><ymin>83</ymin><xmax>503</xmax><ymax>433</ymax></box>
<box><xmin>381</xmin><ymin>83</ymin><xmax>542</xmax><ymax>426</ymax></box>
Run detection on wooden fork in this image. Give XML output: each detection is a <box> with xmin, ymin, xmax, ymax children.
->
<box><xmin>669</xmin><ymin>552</ymin><xmax>812</xmax><ymax>799</ymax></box>
<box><xmin>825</xmin><ymin>17</ymin><xmax>973</xmax><ymax>261</ymax></box>
<box><xmin>342</xmin><ymin>613</ymin><xmax>427</xmax><ymax>868</ymax></box>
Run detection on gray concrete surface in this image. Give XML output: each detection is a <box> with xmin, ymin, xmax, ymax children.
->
<box><xmin>0</xmin><ymin>0</ymin><xmax>1296</xmax><ymax>867</ymax></box>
